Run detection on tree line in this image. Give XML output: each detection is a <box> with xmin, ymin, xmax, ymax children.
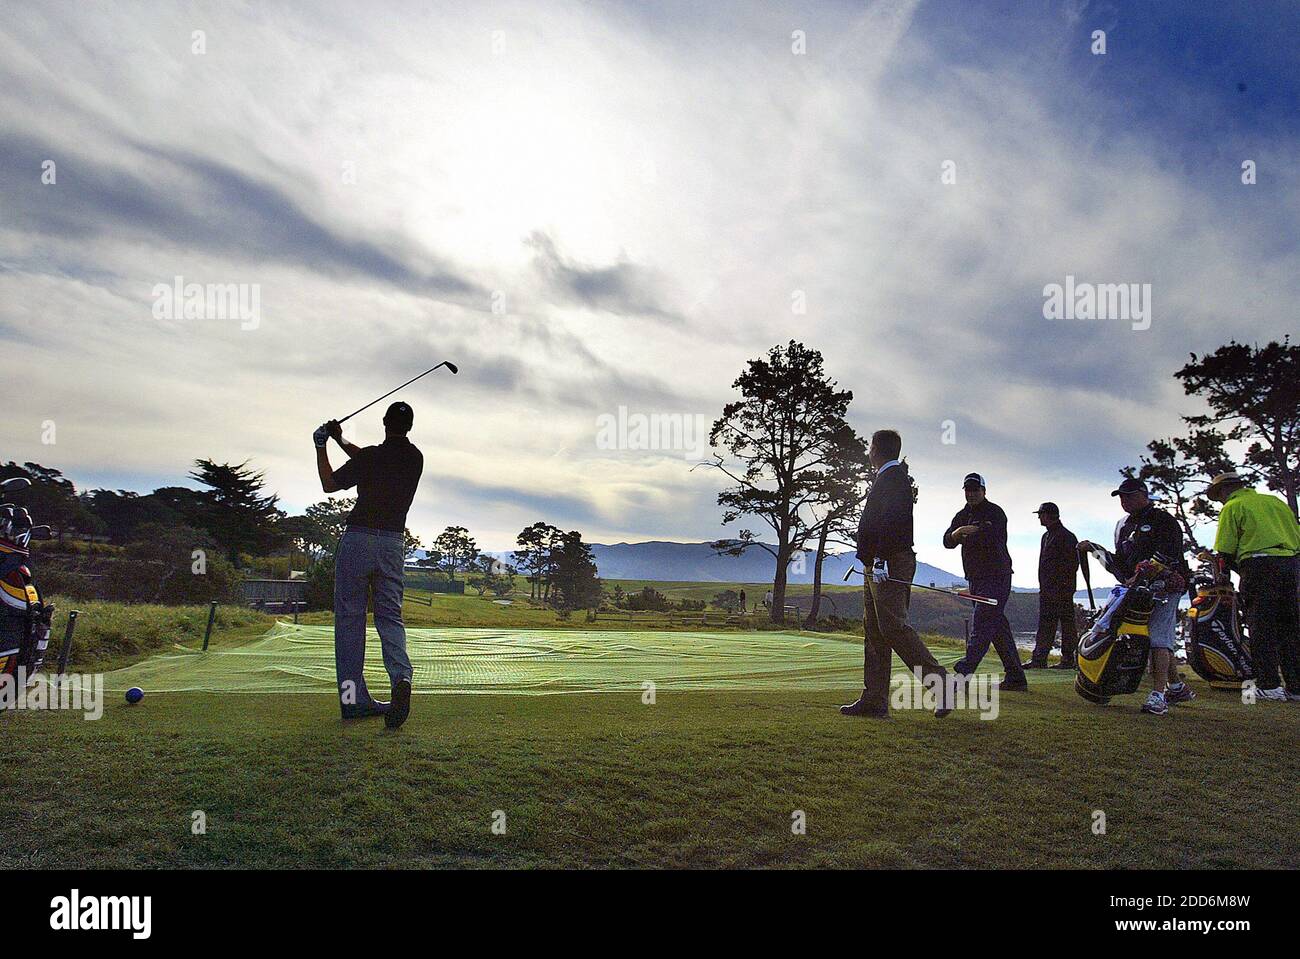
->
<box><xmin>705</xmin><ymin>336</ymin><xmax>1298</xmax><ymax>626</ymax></box>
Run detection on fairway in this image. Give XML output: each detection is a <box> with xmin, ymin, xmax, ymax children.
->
<box><xmin>101</xmin><ymin>622</ymin><xmax>1071</xmax><ymax>695</ymax></box>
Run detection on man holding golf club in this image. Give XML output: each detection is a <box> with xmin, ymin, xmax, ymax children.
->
<box><xmin>841</xmin><ymin>429</ymin><xmax>953</xmax><ymax>718</ymax></box>
<box><xmin>314</xmin><ymin>401</ymin><xmax>423</xmax><ymax>728</ymax></box>
<box><xmin>943</xmin><ymin>473</ymin><xmax>1027</xmax><ymax>691</ymax></box>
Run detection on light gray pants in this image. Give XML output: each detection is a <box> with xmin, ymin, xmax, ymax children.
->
<box><xmin>334</xmin><ymin>526</ymin><xmax>413</xmax><ymax>710</ymax></box>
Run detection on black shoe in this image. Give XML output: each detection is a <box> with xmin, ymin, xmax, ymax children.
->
<box><xmin>934</xmin><ymin>674</ymin><xmax>955</xmax><ymax>719</ymax></box>
<box><xmin>385</xmin><ymin>678</ymin><xmax>412</xmax><ymax>729</ymax></box>
<box><xmin>1048</xmin><ymin>661</ymin><xmax>1075</xmax><ymax>670</ymax></box>
<box><xmin>1021</xmin><ymin>660</ymin><xmax>1046</xmax><ymax>670</ymax></box>
<box><xmin>839</xmin><ymin>696</ymin><xmax>888</xmax><ymax>718</ymax></box>
<box><xmin>996</xmin><ymin>679</ymin><xmax>1029</xmax><ymax>692</ymax></box>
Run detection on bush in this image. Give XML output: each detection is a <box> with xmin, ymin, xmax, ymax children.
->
<box><xmin>101</xmin><ymin>523</ymin><xmax>243</xmax><ymax>605</ymax></box>
<box><xmin>304</xmin><ymin>558</ymin><xmax>335</xmax><ymax>611</ymax></box>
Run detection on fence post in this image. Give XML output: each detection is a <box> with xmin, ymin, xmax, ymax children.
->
<box><xmin>202</xmin><ymin>601</ymin><xmax>218</xmax><ymax>651</ymax></box>
<box><xmin>56</xmin><ymin>610</ymin><xmax>79</xmax><ymax>675</ymax></box>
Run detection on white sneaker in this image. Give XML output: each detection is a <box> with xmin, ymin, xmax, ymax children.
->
<box><xmin>1286</xmin><ymin>691</ymin><xmax>1300</xmax><ymax>703</ymax></box>
<box><xmin>1256</xmin><ymin>686</ymin><xmax>1289</xmax><ymax>703</ymax></box>
<box><xmin>1141</xmin><ymin>690</ymin><xmax>1168</xmax><ymax>715</ymax></box>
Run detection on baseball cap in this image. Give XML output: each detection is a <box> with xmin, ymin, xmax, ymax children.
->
<box><xmin>962</xmin><ymin>472</ymin><xmax>986</xmax><ymax>490</ymax></box>
<box><xmin>1034</xmin><ymin>502</ymin><xmax>1059</xmax><ymax>515</ymax></box>
<box><xmin>1111</xmin><ymin>477</ymin><xmax>1147</xmax><ymax>497</ymax></box>
<box><xmin>383</xmin><ymin>401</ymin><xmax>414</xmax><ymax>432</ymax></box>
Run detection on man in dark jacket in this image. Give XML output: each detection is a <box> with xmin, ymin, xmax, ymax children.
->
<box><xmin>841</xmin><ymin>429</ymin><xmax>952</xmax><ymax>718</ymax></box>
<box><xmin>1024</xmin><ymin>502</ymin><xmax>1079</xmax><ymax>669</ymax></box>
<box><xmin>943</xmin><ymin>473</ymin><xmax>1027</xmax><ymax>689</ymax></box>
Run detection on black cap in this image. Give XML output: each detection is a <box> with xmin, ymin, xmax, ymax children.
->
<box><xmin>1111</xmin><ymin>477</ymin><xmax>1147</xmax><ymax>497</ymax></box>
<box><xmin>1034</xmin><ymin>502</ymin><xmax>1059</xmax><ymax>515</ymax></box>
<box><xmin>962</xmin><ymin>472</ymin><xmax>986</xmax><ymax>490</ymax></box>
<box><xmin>383</xmin><ymin>401</ymin><xmax>414</xmax><ymax>433</ymax></box>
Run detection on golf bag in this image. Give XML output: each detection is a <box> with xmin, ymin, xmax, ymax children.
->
<box><xmin>1184</xmin><ymin>557</ymin><xmax>1252</xmax><ymax>689</ymax></box>
<box><xmin>1075</xmin><ymin>583</ymin><xmax>1153</xmax><ymax>704</ymax></box>
<box><xmin>0</xmin><ymin>541</ymin><xmax>52</xmax><ymax>680</ymax></box>
<box><xmin>0</xmin><ymin>499</ymin><xmax>54</xmax><ymax>681</ymax></box>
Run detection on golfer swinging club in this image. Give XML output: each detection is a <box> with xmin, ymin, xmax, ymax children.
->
<box><xmin>314</xmin><ymin>402</ymin><xmax>423</xmax><ymax>728</ymax></box>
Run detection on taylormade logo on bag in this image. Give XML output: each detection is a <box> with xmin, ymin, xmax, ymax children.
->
<box><xmin>50</xmin><ymin>889</ymin><xmax>151</xmax><ymax>940</ymax></box>
<box><xmin>1041</xmin><ymin>275</ymin><xmax>1151</xmax><ymax>330</ymax></box>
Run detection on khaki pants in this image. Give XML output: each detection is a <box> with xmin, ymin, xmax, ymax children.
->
<box><xmin>862</xmin><ymin>550</ymin><xmax>947</xmax><ymax>711</ymax></box>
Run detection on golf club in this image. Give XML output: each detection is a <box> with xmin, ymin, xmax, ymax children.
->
<box><xmin>842</xmin><ymin>566</ymin><xmax>1000</xmax><ymax>605</ymax></box>
<box><xmin>337</xmin><ymin>361</ymin><xmax>459</xmax><ymax>424</ymax></box>
<box><xmin>1078</xmin><ymin>543</ymin><xmax>1097</xmax><ymax>612</ymax></box>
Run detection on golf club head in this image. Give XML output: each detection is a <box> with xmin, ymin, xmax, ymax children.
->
<box><xmin>444</xmin><ymin>362</ymin><xmax>459</xmax><ymax>374</ymax></box>
<box><xmin>842</xmin><ymin>568</ymin><xmax>856</xmax><ymax>582</ymax></box>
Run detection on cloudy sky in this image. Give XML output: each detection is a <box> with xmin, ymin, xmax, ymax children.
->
<box><xmin>2</xmin><ymin>0</ymin><xmax>1297</xmax><ymax>585</ymax></box>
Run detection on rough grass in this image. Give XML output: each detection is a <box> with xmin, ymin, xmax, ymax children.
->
<box><xmin>45</xmin><ymin>597</ymin><xmax>271</xmax><ymax>671</ymax></box>
<box><xmin>3</xmin><ymin>661</ymin><xmax>1296</xmax><ymax>869</ymax></box>
<box><xmin>7</xmin><ymin>594</ymin><xmax>1294</xmax><ymax>870</ymax></box>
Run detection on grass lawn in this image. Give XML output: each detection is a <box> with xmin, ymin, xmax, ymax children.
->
<box><xmin>4</xmin><ymin>624</ymin><xmax>1296</xmax><ymax>868</ymax></box>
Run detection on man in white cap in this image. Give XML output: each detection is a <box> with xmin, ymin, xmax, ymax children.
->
<box><xmin>1206</xmin><ymin>470</ymin><xmax>1300</xmax><ymax>703</ymax></box>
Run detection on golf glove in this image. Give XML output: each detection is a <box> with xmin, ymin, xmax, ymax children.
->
<box><xmin>313</xmin><ymin>424</ymin><xmax>330</xmax><ymax>448</ymax></box>
<box><xmin>871</xmin><ymin>559</ymin><xmax>889</xmax><ymax>584</ymax></box>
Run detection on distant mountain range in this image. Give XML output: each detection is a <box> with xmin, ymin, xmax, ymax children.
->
<box><xmin>440</xmin><ymin>539</ymin><xmax>1109</xmax><ymax>601</ymax></box>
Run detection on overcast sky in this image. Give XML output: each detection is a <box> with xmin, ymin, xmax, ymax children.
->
<box><xmin>2</xmin><ymin>0</ymin><xmax>1297</xmax><ymax>585</ymax></box>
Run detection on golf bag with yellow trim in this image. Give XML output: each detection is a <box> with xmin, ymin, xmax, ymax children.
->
<box><xmin>1184</xmin><ymin>558</ymin><xmax>1252</xmax><ymax>689</ymax></box>
<box><xmin>1075</xmin><ymin>583</ymin><xmax>1153</xmax><ymax>704</ymax></box>
<box><xmin>0</xmin><ymin>537</ymin><xmax>53</xmax><ymax>681</ymax></box>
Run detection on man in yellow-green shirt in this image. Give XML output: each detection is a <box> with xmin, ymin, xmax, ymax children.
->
<box><xmin>1208</xmin><ymin>472</ymin><xmax>1300</xmax><ymax>702</ymax></box>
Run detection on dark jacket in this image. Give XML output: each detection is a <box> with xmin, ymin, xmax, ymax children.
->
<box><xmin>1113</xmin><ymin>504</ymin><xmax>1185</xmax><ymax>579</ymax></box>
<box><xmin>855</xmin><ymin>463</ymin><xmax>913</xmax><ymax>564</ymax></box>
<box><xmin>1038</xmin><ymin>521</ymin><xmax>1078</xmax><ymax>595</ymax></box>
<box><xmin>943</xmin><ymin>499</ymin><xmax>1012</xmax><ymax>581</ymax></box>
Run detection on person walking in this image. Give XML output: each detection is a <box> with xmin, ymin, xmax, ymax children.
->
<box><xmin>314</xmin><ymin>401</ymin><xmax>423</xmax><ymax>728</ymax></box>
<box><xmin>943</xmin><ymin>473</ymin><xmax>1027</xmax><ymax>691</ymax></box>
<box><xmin>841</xmin><ymin>429</ymin><xmax>952</xmax><ymax>718</ymax></box>
<box><xmin>1023</xmin><ymin>502</ymin><xmax>1079</xmax><ymax>669</ymax></box>
<box><xmin>1206</xmin><ymin>471</ymin><xmax>1300</xmax><ymax>703</ymax></box>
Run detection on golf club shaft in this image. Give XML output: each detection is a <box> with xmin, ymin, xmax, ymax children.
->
<box><xmin>337</xmin><ymin>361</ymin><xmax>457</xmax><ymax>424</ymax></box>
<box><xmin>843</xmin><ymin>567</ymin><xmax>999</xmax><ymax>605</ymax></box>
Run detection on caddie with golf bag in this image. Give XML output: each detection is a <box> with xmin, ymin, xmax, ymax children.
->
<box><xmin>0</xmin><ymin>476</ymin><xmax>56</xmax><ymax>685</ymax></box>
<box><xmin>1077</xmin><ymin>477</ymin><xmax>1192</xmax><ymax>714</ymax></box>
<box><xmin>1204</xmin><ymin>470</ymin><xmax>1300</xmax><ymax>702</ymax></box>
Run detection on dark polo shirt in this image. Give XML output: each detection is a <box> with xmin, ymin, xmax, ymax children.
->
<box><xmin>332</xmin><ymin>436</ymin><xmax>423</xmax><ymax>532</ymax></box>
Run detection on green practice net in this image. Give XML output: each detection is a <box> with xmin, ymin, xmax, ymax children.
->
<box><xmin>102</xmin><ymin>622</ymin><xmax>1072</xmax><ymax>695</ymax></box>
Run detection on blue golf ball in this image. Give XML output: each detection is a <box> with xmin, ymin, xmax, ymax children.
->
<box><xmin>125</xmin><ymin>687</ymin><xmax>144</xmax><ymax>705</ymax></box>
